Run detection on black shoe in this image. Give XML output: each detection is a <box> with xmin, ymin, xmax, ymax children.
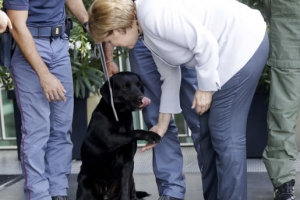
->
<box><xmin>274</xmin><ymin>179</ymin><xmax>295</xmax><ymax>200</ymax></box>
<box><xmin>158</xmin><ymin>195</ymin><xmax>183</xmax><ymax>200</ymax></box>
<box><xmin>52</xmin><ymin>196</ymin><xmax>69</xmax><ymax>200</ymax></box>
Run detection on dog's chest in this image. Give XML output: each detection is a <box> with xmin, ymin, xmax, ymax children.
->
<box><xmin>113</xmin><ymin>119</ymin><xmax>133</xmax><ymax>133</ymax></box>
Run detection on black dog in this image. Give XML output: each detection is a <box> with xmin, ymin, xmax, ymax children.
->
<box><xmin>76</xmin><ymin>72</ymin><xmax>162</xmax><ymax>200</ymax></box>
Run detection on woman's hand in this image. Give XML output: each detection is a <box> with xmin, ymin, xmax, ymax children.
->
<box><xmin>192</xmin><ymin>89</ymin><xmax>213</xmax><ymax>115</ymax></box>
<box><xmin>139</xmin><ymin>125</ymin><xmax>166</xmax><ymax>152</ymax></box>
<box><xmin>140</xmin><ymin>113</ymin><xmax>172</xmax><ymax>153</ymax></box>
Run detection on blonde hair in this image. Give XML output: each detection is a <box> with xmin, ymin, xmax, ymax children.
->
<box><xmin>88</xmin><ymin>0</ymin><xmax>136</xmax><ymax>43</ymax></box>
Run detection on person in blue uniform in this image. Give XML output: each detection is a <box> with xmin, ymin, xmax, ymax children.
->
<box><xmin>4</xmin><ymin>0</ymin><xmax>88</xmax><ymax>199</ymax></box>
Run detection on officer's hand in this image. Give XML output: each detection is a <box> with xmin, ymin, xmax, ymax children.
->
<box><xmin>0</xmin><ymin>10</ymin><xmax>12</xmax><ymax>33</ymax></box>
<box><xmin>40</xmin><ymin>72</ymin><xmax>66</xmax><ymax>102</ymax></box>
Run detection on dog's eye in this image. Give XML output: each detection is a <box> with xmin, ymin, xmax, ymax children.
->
<box><xmin>123</xmin><ymin>86</ymin><xmax>128</xmax><ymax>90</ymax></box>
<box><xmin>137</xmin><ymin>83</ymin><xmax>141</xmax><ymax>88</ymax></box>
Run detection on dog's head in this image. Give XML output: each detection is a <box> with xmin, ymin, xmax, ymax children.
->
<box><xmin>100</xmin><ymin>72</ymin><xmax>151</xmax><ymax>112</ymax></box>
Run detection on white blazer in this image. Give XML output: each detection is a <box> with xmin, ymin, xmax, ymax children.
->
<box><xmin>136</xmin><ymin>0</ymin><xmax>267</xmax><ymax>113</ymax></box>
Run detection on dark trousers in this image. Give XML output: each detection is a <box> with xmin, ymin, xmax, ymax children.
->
<box><xmin>199</xmin><ymin>33</ymin><xmax>269</xmax><ymax>200</ymax></box>
<box><xmin>129</xmin><ymin>40</ymin><xmax>200</xmax><ymax>199</ymax></box>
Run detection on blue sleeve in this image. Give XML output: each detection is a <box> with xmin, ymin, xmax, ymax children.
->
<box><xmin>3</xmin><ymin>0</ymin><xmax>29</xmax><ymax>10</ymax></box>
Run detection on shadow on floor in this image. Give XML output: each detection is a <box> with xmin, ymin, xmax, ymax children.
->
<box><xmin>2</xmin><ymin>173</ymin><xmax>298</xmax><ymax>200</ymax></box>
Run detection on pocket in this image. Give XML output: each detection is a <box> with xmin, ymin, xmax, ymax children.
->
<box><xmin>266</xmin><ymin>138</ymin><xmax>297</xmax><ymax>159</ymax></box>
<box><xmin>61</xmin><ymin>33</ymin><xmax>69</xmax><ymax>41</ymax></box>
<box><xmin>268</xmin><ymin>0</ymin><xmax>300</xmax><ymax>66</ymax></box>
<box><xmin>61</xmin><ymin>34</ymin><xmax>70</xmax><ymax>52</ymax></box>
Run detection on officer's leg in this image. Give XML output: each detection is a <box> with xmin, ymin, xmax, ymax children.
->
<box><xmin>129</xmin><ymin>40</ymin><xmax>185</xmax><ymax>199</ymax></box>
<box><xmin>10</xmin><ymin>41</ymin><xmax>53</xmax><ymax>200</ymax></box>
<box><xmin>179</xmin><ymin>66</ymin><xmax>201</xmax><ymax>169</ymax></box>
<box><xmin>44</xmin><ymin>36</ymin><xmax>73</xmax><ymax>197</ymax></box>
<box><xmin>262</xmin><ymin>66</ymin><xmax>300</xmax><ymax>187</ymax></box>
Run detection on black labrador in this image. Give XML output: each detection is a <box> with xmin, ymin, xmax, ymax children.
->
<box><xmin>76</xmin><ymin>72</ymin><xmax>162</xmax><ymax>200</ymax></box>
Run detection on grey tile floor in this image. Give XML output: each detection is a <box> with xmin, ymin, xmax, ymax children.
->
<box><xmin>1</xmin><ymin>147</ymin><xmax>300</xmax><ymax>200</ymax></box>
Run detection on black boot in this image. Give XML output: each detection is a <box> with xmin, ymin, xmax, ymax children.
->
<box><xmin>158</xmin><ymin>195</ymin><xmax>183</xmax><ymax>200</ymax></box>
<box><xmin>52</xmin><ymin>196</ymin><xmax>69</xmax><ymax>200</ymax></box>
<box><xmin>274</xmin><ymin>179</ymin><xmax>295</xmax><ymax>200</ymax></box>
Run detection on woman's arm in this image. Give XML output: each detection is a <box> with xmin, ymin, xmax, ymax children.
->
<box><xmin>142</xmin><ymin>5</ymin><xmax>219</xmax><ymax>115</ymax></box>
<box><xmin>143</xmin><ymin>5</ymin><xmax>220</xmax><ymax>92</ymax></box>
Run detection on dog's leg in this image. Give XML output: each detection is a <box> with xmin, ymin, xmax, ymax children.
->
<box><xmin>104</xmin><ymin>130</ymin><xmax>161</xmax><ymax>150</ymax></box>
<box><xmin>129</xmin><ymin>176</ymin><xmax>138</xmax><ymax>200</ymax></box>
<box><xmin>121</xmin><ymin>161</ymin><xmax>134</xmax><ymax>200</ymax></box>
<box><xmin>76</xmin><ymin>173</ymin><xmax>99</xmax><ymax>200</ymax></box>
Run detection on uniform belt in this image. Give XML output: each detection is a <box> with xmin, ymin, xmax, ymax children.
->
<box><xmin>28</xmin><ymin>25</ymin><xmax>66</xmax><ymax>37</ymax></box>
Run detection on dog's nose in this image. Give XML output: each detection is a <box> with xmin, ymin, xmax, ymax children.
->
<box><xmin>138</xmin><ymin>96</ymin><xmax>143</xmax><ymax>105</ymax></box>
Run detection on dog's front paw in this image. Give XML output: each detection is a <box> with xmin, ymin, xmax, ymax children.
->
<box><xmin>144</xmin><ymin>131</ymin><xmax>162</xmax><ymax>144</ymax></box>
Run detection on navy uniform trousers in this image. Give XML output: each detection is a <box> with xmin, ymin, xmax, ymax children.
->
<box><xmin>129</xmin><ymin>39</ymin><xmax>200</xmax><ymax>199</ymax></box>
<box><xmin>10</xmin><ymin>34</ymin><xmax>73</xmax><ymax>200</ymax></box>
<box><xmin>199</xmin><ymin>33</ymin><xmax>269</xmax><ymax>200</ymax></box>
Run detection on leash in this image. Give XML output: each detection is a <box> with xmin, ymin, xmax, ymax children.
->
<box><xmin>94</xmin><ymin>43</ymin><xmax>119</xmax><ymax>122</ymax></box>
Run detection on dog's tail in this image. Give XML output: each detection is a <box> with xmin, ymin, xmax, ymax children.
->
<box><xmin>136</xmin><ymin>191</ymin><xmax>150</xmax><ymax>199</ymax></box>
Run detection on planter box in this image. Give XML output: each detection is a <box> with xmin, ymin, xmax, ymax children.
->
<box><xmin>7</xmin><ymin>90</ymin><xmax>87</xmax><ymax>160</ymax></box>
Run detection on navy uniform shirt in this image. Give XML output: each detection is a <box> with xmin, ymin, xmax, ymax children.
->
<box><xmin>3</xmin><ymin>0</ymin><xmax>66</xmax><ymax>27</ymax></box>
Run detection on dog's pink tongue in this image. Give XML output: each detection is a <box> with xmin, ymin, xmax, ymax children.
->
<box><xmin>139</xmin><ymin>97</ymin><xmax>151</xmax><ymax>108</ymax></box>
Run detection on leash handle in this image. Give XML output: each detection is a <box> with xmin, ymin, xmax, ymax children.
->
<box><xmin>94</xmin><ymin>43</ymin><xmax>119</xmax><ymax>122</ymax></box>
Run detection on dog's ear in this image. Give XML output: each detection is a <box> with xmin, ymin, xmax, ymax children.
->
<box><xmin>100</xmin><ymin>80</ymin><xmax>111</xmax><ymax>103</ymax></box>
